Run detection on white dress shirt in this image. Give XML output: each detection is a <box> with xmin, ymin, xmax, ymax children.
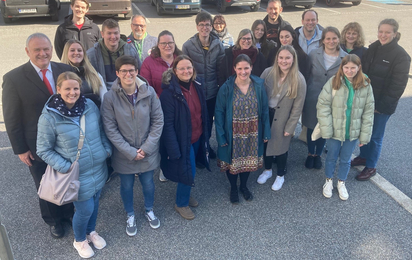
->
<box><xmin>30</xmin><ymin>61</ymin><xmax>56</xmax><ymax>94</ymax></box>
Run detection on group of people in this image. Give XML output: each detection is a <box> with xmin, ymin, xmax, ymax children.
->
<box><xmin>2</xmin><ymin>0</ymin><xmax>411</xmax><ymax>258</ymax></box>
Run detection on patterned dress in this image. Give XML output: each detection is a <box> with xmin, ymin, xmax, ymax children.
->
<box><xmin>219</xmin><ymin>83</ymin><xmax>263</xmax><ymax>174</ymax></box>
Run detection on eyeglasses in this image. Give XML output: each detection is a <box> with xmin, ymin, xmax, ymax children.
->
<box><xmin>118</xmin><ymin>69</ymin><xmax>137</xmax><ymax>75</ymax></box>
<box><xmin>241</xmin><ymin>37</ymin><xmax>253</xmax><ymax>42</ymax></box>
<box><xmin>132</xmin><ymin>23</ymin><xmax>146</xmax><ymax>28</ymax></box>
<box><xmin>159</xmin><ymin>42</ymin><xmax>175</xmax><ymax>47</ymax></box>
<box><xmin>176</xmin><ymin>66</ymin><xmax>193</xmax><ymax>71</ymax></box>
<box><xmin>197</xmin><ymin>23</ymin><xmax>212</xmax><ymax>28</ymax></box>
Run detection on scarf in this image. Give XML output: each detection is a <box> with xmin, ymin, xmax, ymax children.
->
<box><xmin>214</xmin><ymin>28</ymin><xmax>228</xmax><ymax>41</ymax></box>
<box><xmin>231</xmin><ymin>47</ymin><xmax>258</xmax><ymax>74</ymax></box>
<box><xmin>48</xmin><ymin>94</ymin><xmax>86</xmax><ymax>117</ymax></box>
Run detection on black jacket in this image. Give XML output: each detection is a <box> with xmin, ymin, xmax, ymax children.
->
<box><xmin>218</xmin><ymin>46</ymin><xmax>268</xmax><ymax>86</ymax></box>
<box><xmin>263</xmin><ymin>15</ymin><xmax>291</xmax><ymax>44</ymax></box>
<box><xmin>2</xmin><ymin>61</ymin><xmax>72</xmax><ymax>161</ymax></box>
<box><xmin>361</xmin><ymin>39</ymin><xmax>410</xmax><ymax>115</ymax></box>
<box><xmin>54</xmin><ymin>15</ymin><xmax>101</xmax><ymax>59</ymax></box>
<box><xmin>159</xmin><ymin>70</ymin><xmax>210</xmax><ymax>186</ymax></box>
<box><xmin>340</xmin><ymin>44</ymin><xmax>367</xmax><ymax>59</ymax></box>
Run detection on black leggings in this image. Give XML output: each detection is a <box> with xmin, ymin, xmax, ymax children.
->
<box><xmin>226</xmin><ymin>171</ymin><xmax>250</xmax><ymax>191</ymax></box>
<box><xmin>263</xmin><ymin>107</ymin><xmax>288</xmax><ymax>176</ymax></box>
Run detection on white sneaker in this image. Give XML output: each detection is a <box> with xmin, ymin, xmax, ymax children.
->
<box><xmin>73</xmin><ymin>240</ymin><xmax>95</xmax><ymax>259</ymax></box>
<box><xmin>145</xmin><ymin>210</ymin><xmax>160</xmax><ymax>229</ymax></box>
<box><xmin>87</xmin><ymin>231</ymin><xmax>106</xmax><ymax>250</ymax></box>
<box><xmin>126</xmin><ymin>215</ymin><xmax>137</xmax><ymax>237</ymax></box>
<box><xmin>323</xmin><ymin>179</ymin><xmax>333</xmax><ymax>198</ymax></box>
<box><xmin>257</xmin><ymin>169</ymin><xmax>272</xmax><ymax>184</ymax></box>
<box><xmin>337</xmin><ymin>181</ymin><xmax>349</xmax><ymax>200</ymax></box>
<box><xmin>159</xmin><ymin>169</ymin><xmax>168</xmax><ymax>182</ymax></box>
<box><xmin>271</xmin><ymin>176</ymin><xmax>285</xmax><ymax>191</ymax></box>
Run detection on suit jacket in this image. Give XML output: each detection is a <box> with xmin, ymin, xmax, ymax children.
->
<box><xmin>2</xmin><ymin>61</ymin><xmax>72</xmax><ymax>161</ymax></box>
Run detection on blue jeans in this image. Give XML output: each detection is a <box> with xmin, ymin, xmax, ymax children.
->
<box><xmin>359</xmin><ymin>113</ymin><xmax>391</xmax><ymax>168</ymax></box>
<box><xmin>307</xmin><ymin>128</ymin><xmax>326</xmax><ymax>156</ymax></box>
<box><xmin>176</xmin><ymin>140</ymin><xmax>200</xmax><ymax>207</ymax></box>
<box><xmin>325</xmin><ymin>139</ymin><xmax>357</xmax><ymax>181</ymax></box>
<box><xmin>73</xmin><ymin>189</ymin><xmax>102</xmax><ymax>242</ymax></box>
<box><xmin>119</xmin><ymin>170</ymin><xmax>155</xmax><ymax>216</ymax></box>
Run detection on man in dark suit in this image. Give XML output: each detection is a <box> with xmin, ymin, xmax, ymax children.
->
<box><xmin>2</xmin><ymin>33</ymin><xmax>73</xmax><ymax>239</ymax></box>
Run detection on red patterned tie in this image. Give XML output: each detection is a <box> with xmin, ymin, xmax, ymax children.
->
<box><xmin>41</xmin><ymin>69</ymin><xmax>53</xmax><ymax>95</ymax></box>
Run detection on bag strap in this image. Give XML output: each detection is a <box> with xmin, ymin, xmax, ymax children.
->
<box><xmin>332</xmin><ymin>88</ymin><xmax>337</xmax><ymax>98</ymax></box>
<box><xmin>75</xmin><ymin>115</ymin><xmax>86</xmax><ymax>160</ymax></box>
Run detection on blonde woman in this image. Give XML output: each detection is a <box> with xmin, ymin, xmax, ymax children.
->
<box><xmin>340</xmin><ymin>22</ymin><xmax>367</xmax><ymax>59</ymax></box>
<box><xmin>37</xmin><ymin>72</ymin><xmax>112</xmax><ymax>258</ymax></box>
<box><xmin>257</xmin><ymin>45</ymin><xmax>306</xmax><ymax>190</ymax></box>
<box><xmin>61</xmin><ymin>39</ymin><xmax>107</xmax><ymax>107</ymax></box>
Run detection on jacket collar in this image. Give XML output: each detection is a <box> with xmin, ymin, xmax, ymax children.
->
<box><xmin>63</xmin><ymin>14</ymin><xmax>94</xmax><ymax>28</ymax></box>
<box><xmin>23</xmin><ymin>61</ymin><xmax>57</xmax><ymax>97</ymax></box>
<box><xmin>315</xmin><ymin>47</ymin><xmax>347</xmax><ymax>71</ymax></box>
<box><xmin>263</xmin><ymin>14</ymin><xmax>285</xmax><ymax>26</ymax></box>
<box><xmin>368</xmin><ymin>38</ymin><xmax>398</xmax><ymax>52</ymax></box>
<box><xmin>161</xmin><ymin>69</ymin><xmax>201</xmax><ymax>95</ymax></box>
<box><xmin>111</xmin><ymin>75</ymin><xmax>151</xmax><ymax>101</ymax></box>
<box><xmin>190</xmin><ymin>32</ymin><xmax>221</xmax><ymax>52</ymax></box>
<box><xmin>225</xmin><ymin>73</ymin><xmax>264</xmax><ymax>87</ymax></box>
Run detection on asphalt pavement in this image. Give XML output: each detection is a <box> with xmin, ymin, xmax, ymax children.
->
<box><xmin>0</xmin><ymin>0</ymin><xmax>412</xmax><ymax>259</ymax></box>
<box><xmin>1</xmin><ymin>126</ymin><xmax>412</xmax><ymax>259</ymax></box>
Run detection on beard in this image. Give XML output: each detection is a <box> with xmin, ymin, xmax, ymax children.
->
<box><xmin>133</xmin><ymin>32</ymin><xmax>144</xmax><ymax>39</ymax></box>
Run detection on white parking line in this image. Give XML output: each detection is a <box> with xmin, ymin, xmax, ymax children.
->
<box><xmin>132</xmin><ymin>3</ymin><xmax>151</xmax><ymax>23</ymax></box>
<box><xmin>201</xmin><ymin>8</ymin><xmax>215</xmax><ymax>16</ymax></box>
<box><xmin>360</xmin><ymin>2</ymin><xmax>387</xmax><ymax>9</ymax></box>
<box><xmin>317</xmin><ymin>7</ymin><xmax>341</xmax><ymax>14</ymax></box>
<box><xmin>370</xmin><ymin>173</ymin><xmax>412</xmax><ymax>215</ymax></box>
<box><xmin>352</xmin><ymin>158</ymin><xmax>412</xmax><ymax>215</ymax></box>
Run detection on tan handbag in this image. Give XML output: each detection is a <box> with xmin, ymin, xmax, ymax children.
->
<box><xmin>312</xmin><ymin>88</ymin><xmax>337</xmax><ymax>141</ymax></box>
<box><xmin>38</xmin><ymin>115</ymin><xmax>85</xmax><ymax>206</ymax></box>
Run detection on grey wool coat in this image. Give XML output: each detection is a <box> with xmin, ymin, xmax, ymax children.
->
<box><xmin>101</xmin><ymin>75</ymin><xmax>164</xmax><ymax>174</ymax></box>
<box><xmin>302</xmin><ymin>47</ymin><xmax>347</xmax><ymax>129</ymax></box>
<box><xmin>261</xmin><ymin>68</ymin><xmax>307</xmax><ymax>156</ymax></box>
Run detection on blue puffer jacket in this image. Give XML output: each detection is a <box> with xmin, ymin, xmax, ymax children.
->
<box><xmin>37</xmin><ymin>97</ymin><xmax>112</xmax><ymax>201</ymax></box>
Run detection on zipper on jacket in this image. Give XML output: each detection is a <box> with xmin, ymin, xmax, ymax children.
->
<box><xmin>349</xmin><ymin>89</ymin><xmax>357</xmax><ymax>142</ymax></box>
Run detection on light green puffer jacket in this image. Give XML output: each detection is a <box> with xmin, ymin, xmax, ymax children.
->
<box><xmin>316</xmin><ymin>76</ymin><xmax>375</xmax><ymax>145</ymax></box>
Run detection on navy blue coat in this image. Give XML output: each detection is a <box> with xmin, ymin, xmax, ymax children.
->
<box><xmin>340</xmin><ymin>44</ymin><xmax>367</xmax><ymax>59</ymax></box>
<box><xmin>159</xmin><ymin>70</ymin><xmax>210</xmax><ymax>186</ymax></box>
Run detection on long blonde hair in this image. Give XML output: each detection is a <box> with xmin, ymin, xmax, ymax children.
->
<box><xmin>271</xmin><ymin>45</ymin><xmax>300</xmax><ymax>99</ymax></box>
<box><xmin>61</xmin><ymin>39</ymin><xmax>102</xmax><ymax>95</ymax></box>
